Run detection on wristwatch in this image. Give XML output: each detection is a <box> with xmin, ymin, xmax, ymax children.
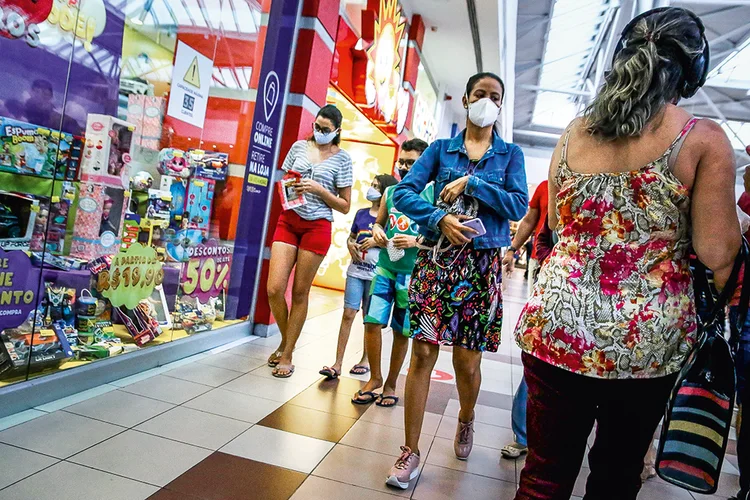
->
<box><xmin>507</xmin><ymin>246</ymin><xmax>517</xmax><ymax>254</ymax></box>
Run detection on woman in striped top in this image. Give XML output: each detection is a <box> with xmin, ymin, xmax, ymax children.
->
<box><xmin>267</xmin><ymin>105</ymin><xmax>353</xmax><ymax>378</ymax></box>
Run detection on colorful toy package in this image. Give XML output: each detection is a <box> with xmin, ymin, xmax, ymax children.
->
<box><xmin>79</xmin><ymin>115</ymin><xmax>136</xmax><ymax>189</ymax></box>
<box><xmin>0</xmin><ymin>117</ymin><xmax>79</xmax><ymax>179</ymax></box>
<box><xmin>189</xmin><ymin>149</ymin><xmax>228</xmax><ymax>181</ymax></box>
<box><xmin>182</xmin><ymin>178</ymin><xmax>214</xmax><ymax>233</ymax></box>
<box><xmin>30</xmin><ymin>182</ymin><xmax>75</xmax><ymax>255</ymax></box>
<box><xmin>70</xmin><ymin>182</ymin><xmax>130</xmax><ymax>260</ymax></box>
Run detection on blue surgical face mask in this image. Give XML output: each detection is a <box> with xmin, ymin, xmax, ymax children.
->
<box><xmin>313</xmin><ymin>130</ymin><xmax>337</xmax><ymax>145</ymax></box>
<box><xmin>366</xmin><ymin>187</ymin><xmax>382</xmax><ymax>202</ymax></box>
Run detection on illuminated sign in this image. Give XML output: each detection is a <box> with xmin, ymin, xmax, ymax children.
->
<box><xmin>365</xmin><ymin>0</ymin><xmax>407</xmax><ymax>127</ymax></box>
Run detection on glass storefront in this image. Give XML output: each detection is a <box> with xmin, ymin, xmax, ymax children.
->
<box><xmin>0</xmin><ymin>0</ymin><xmax>270</xmax><ymax>387</ymax></box>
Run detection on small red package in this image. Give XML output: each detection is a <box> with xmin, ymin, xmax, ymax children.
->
<box><xmin>278</xmin><ymin>171</ymin><xmax>307</xmax><ymax>211</ymax></box>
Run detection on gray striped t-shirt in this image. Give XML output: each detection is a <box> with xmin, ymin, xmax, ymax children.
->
<box><xmin>281</xmin><ymin>140</ymin><xmax>353</xmax><ymax>222</ymax></box>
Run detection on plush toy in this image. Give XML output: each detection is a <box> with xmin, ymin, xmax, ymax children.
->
<box><xmin>158</xmin><ymin>148</ymin><xmax>191</xmax><ymax>178</ymax></box>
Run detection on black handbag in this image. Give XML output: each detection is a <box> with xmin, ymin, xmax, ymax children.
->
<box><xmin>656</xmin><ymin>240</ymin><xmax>750</xmax><ymax>494</ymax></box>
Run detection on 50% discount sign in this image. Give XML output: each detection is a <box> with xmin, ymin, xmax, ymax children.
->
<box><xmin>95</xmin><ymin>244</ymin><xmax>164</xmax><ymax>309</ymax></box>
<box><xmin>180</xmin><ymin>240</ymin><xmax>232</xmax><ymax>301</ymax></box>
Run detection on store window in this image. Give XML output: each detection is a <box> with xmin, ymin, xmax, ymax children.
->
<box><xmin>0</xmin><ymin>0</ymin><xmax>269</xmax><ymax>387</ymax></box>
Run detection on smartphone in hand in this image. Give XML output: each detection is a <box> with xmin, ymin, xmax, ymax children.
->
<box><xmin>461</xmin><ymin>218</ymin><xmax>486</xmax><ymax>239</ymax></box>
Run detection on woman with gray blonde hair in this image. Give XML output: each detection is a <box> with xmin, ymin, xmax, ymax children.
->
<box><xmin>514</xmin><ymin>7</ymin><xmax>741</xmax><ymax>500</ymax></box>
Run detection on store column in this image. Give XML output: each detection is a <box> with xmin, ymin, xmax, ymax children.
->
<box><xmin>251</xmin><ymin>0</ymin><xmax>341</xmax><ymax>336</ymax></box>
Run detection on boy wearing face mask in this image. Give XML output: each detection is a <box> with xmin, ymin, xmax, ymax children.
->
<box><xmin>351</xmin><ymin>138</ymin><xmax>431</xmax><ymax>408</ymax></box>
<box><xmin>320</xmin><ymin>174</ymin><xmax>398</xmax><ymax>379</ymax></box>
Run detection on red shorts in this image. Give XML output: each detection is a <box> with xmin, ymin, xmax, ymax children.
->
<box><xmin>273</xmin><ymin>210</ymin><xmax>332</xmax><ymax>256</ymax></box>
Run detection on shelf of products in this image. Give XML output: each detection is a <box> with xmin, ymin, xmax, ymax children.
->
<box><xmin>0</xmin><ymin>112</ymin><xmax>238</xmax><ymax>387</ymax></box>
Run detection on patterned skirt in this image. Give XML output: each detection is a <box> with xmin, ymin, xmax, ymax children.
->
<box><xmin>409</xmin><ymin>245</ymin><xmax>503</xmax><ymax>352</ymax></box>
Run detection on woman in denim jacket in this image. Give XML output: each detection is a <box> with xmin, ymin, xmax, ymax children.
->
<box><xmin>385</xmin><ymin>72</ymin><xmax>528</xmax><ymax>489</ymax></box>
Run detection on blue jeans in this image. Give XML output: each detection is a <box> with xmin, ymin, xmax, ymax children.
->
<box><xmin>512</xmin><ymin>376</ymin><xmax>528</xmax><ymax>447</ymax></box>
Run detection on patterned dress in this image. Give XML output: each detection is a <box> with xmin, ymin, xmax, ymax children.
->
<box><xmin>515</xmin><ymin>119</ymin><xmax>699</xmax><ymax>379</ymax></box>
<box><xmin>409</xmin><ymin>160</ymin><xmax>504</xmax><ymax>353</ymax></box>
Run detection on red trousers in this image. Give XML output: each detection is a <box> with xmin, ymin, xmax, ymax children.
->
<box><xmin>515</xmin><ymin>353</ymin><xmax>677</xmax><ymax>500</ymax></box>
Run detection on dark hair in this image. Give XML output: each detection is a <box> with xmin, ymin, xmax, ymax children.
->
<box><xmin>401</xmin><ymin>138</ymin><xmax>429</xmax><ymax>155</ymax></box>
<box><xmin>315</xmin><ymin>104</ymin><xmax>343</xmax><ymax>146</ymax></box>
<box><xmin>32</xmin><ymin>79</ymin><xmax>53</xmax><ymax>96</ymax></box>
<box><xmin>374</xmin><ymin>174</ymin><xmax>398</xmax><ymax>193</ymax></box>
<box><xmin>465</xmin><ymin>72</ymin><xmax>505</xmax><ymax>103</ymax></box>
<box><xmin>584</xmin><ymin>9</ymin><xmax>705</xmax><ymax>139</ymax></box>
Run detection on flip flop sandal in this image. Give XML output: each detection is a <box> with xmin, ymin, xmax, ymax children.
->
<box><xmin>272</xmin><ymin>365</ymin><xmax>295</xmax><ymax>378</ymax></box>
<box><xmin>376</xmin><ymin>395</ymin><xmax>399</xmax><ymax>407</ymax></box>
<box><xmin>319</xmin><ymin>366</ymin><xmax>340</xmax><ymax>380</ymax></box>
<box><xmin>351</xmin><ymin>390</ymin><xmax>380</xmax><ymax>405</ymax></box>
<box><xmin>267</xmin><ymin>351</ymin><xmax>282</xmax><ymax>367</ymax></box>
<box><xmin>349</xmin><ymin>365</ymin><xmax>370</xmax><ymax>375</ymax></box>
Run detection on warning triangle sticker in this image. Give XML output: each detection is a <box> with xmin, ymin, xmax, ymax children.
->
<box><xmin>183</xmin><ymin>57</ymin><xmax>201</xmax><ymax>88</ymax></box>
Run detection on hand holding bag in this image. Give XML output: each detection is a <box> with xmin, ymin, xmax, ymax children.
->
<box><xmin>656</xmin><ymin>239</ymin><xmax>750</xmax><ymax>494</ymax></box>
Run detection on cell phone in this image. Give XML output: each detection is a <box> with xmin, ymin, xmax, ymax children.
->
<box><xmin>461</xmin><ymin>218</ymin><xmax>486</xmax><ymax>239</ymax></box>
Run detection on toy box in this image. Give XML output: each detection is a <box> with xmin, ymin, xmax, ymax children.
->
<box><xmin>30</xmin><ymin>182</ymin><xmax>75</xmax><ymax>255</ymax></box>
<box><xmin>189</xmin><ymin>149</ymin><xmax>228</xmax><ymax>181</ymax></box>
<box><xmin>0</xmin><ymin>117</ymin><xmax>79</xmax><ymax>179</ymax></box>
<box><xmin>0</xmin><ymin>325</ymin><xmax>74</xmax><ymax>372</ymax></box>
<box><xmin>70</xmin><ymin>182</ymin><xmax>129</xmax><ymax>260</ymax></box>
<box><xmin>0</xmin><ymin>191</ymin><xmax>39</xmax><ymax>251</ymax></box>
<box><xmin>146</xmin><ymin>189</ymin><xmax>172</xmax><ymax>221</ymax></box>
<box><xmin>126</xmin><ymin>95</ymin><xmax>165</xmax><ymax>151</ymax></box>
<box><xmin>183</xmin><ymin>178</ymin><xmax>214</xmax><ymax>233</ymax></box>
<box><xmin>30</xmin><ymin>253</ymin><xmax>87</xmax><ymax>271</ymax></box>
<box><xmin>121</xmin><ymin>213</ymin><xmax>168</xmax><ymax>253</ymax></box>
<box><xmin>80</xmin><ymin>115</ymin><xmax>136</xmax><ymax>189</ymax></box>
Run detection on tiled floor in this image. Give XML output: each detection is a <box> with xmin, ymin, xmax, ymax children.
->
<box><xmin>0</xmin><ymin>277</ymin><xmax>742</xmax><ymax>499</ymax></box>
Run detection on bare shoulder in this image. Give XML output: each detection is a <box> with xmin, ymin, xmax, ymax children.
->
<box><xmin>690</xmin><ymin>119</ymin><xmax>734</xmax><ymax>156</ymax></box>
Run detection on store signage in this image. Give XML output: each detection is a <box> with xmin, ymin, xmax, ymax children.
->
<box><xmin>167</xmin><ymin>41</ymin><xmax>214</xmax><ymax>129</ymax></box>
<box><xmin>181</xmin><ymin>239</ymin><xmax>232</xmax><ymax>302</ymax></box>
<box><xmin>0</xmin><ymin>248</ymin><xmax>39</xmax><ymax>331</ymax></box>
<box><xmin>0</xmin><ymin>0</ymin><xmax>106</xmax><ymax>51</ymax></box>
<box><xmin>365</xmin><ymin>0</ymin><xmax>407</xmax><ymax>126</ymax></box>
<box><xmin>229</xmin><ymin>0</ymin><xmax>301</xmax><ymax>319</ymax></box>
<box><xmin>96</xmin><ymin>243</ymin><xmax>164</xmax><ymax>309</ymax></box>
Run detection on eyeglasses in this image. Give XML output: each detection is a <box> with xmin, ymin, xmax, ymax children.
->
<box><xmin>397</xmin><ymin>158</ymin><xmax>416</xmax><ymax>167</ymax></box>
<box><xmin>312</xmin><ymin>122</ymin><xmax>334</xmax><ymax>134</ymax></box>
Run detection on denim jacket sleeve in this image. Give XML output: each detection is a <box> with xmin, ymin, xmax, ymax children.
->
<box><xmin>464</xmin><ymin>144</ymin><xmax>529</xmax><ymax>221</ymax></box>
<box><xmin>392</xmin><ymin>142</ymin><xmax>447</xmax><ymax>232</ymax></box>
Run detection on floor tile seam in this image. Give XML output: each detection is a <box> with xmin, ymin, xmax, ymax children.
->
<box><xmin>113</xmin><ymin>386</ymin><xmax>195</xmax><ymax>406</ymax></box>
<box><xmin>284</xmin><ymin>400</ymin><xmax>366</xmax><ymax>421</ymax></box>
<box><xmin>405</xmin><ymin>428</ymin><xmax>441</xmax><ymax>499</ymax></box>
<box><xmin>422</xmin><ymin>450</ymin><xmax>521</xmax><ymax>485</ymax></box>
<box><xmin>58</xmin><ymin>406</ymin><xmax>170</xmax><ymax>431</ymax></box>
<box><xmin>0</xmin><ymin>410</ymin><xmax>50</xmax><ymax>433</ymax></box>
<box><xmin>56</xmin><ymin>426</ymin><xmax>131</xmax><ymax>461</ymax></box>
<box><xmin>177</xmin><ymin>402</ymin><xmax>264</xmax><ymax>425</ymax></box>
<box><xmin>0</xmin><ymin>423</ymin><xmax>130</xmax><ymax>462</ymax></box>
<box><xmin>32</xmin><ymin>384</ymin><xmax>121</xmax><ymax>413</ymax></box>
<box><xmin>206</xmin><ymin>382</ymin><xmax>306</xmax><ymax>404</ymax></box>
<box><xmin>159</xmin><ymin>368</ymin><xmax>247</xmax><ymax>388</ymax></box>
<box><xmin>58</xmin><ymin>457</ymin><xmax>165</xmax><ymax>489</ymax></box>
<box><xmin>303</xmin><ymin>474</ymin><xmax>405</xmax><ymax>498</ymax></box>
<box><xmin>0</xmin><ymin>459</ymin><xmax>62</xmax><ymax>493</ymax></box>
<box><xmin>131</xmin><ymin>425</ymin><xmax>246</xmax><ymax>453</ymax></box>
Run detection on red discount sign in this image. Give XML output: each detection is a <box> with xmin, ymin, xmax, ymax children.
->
<box><xmin>180</xmin><ymin>239</ymin><xmax>232</xmax><ymax>302</ymax></box>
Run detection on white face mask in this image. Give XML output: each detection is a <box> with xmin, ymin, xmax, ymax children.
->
<box><xmin>365</xmin><ymin>187</ymin><xmax>382</xmax><ymax>202</ymax></box>
<box><xmin>313</xmin><ymin>129</ymin><xmax>338</xmax><ymax>145</ymax></box>
<box><xmin>467</xmin><ymin>97</ymin><xmax>500</xmax><ymax>128</ymax></box>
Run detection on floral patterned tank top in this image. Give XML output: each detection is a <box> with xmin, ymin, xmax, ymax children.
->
<box><xmin>515</xmin><ymin>118</ymin><xmax>698</xmax><ymax>379</ymax></box>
